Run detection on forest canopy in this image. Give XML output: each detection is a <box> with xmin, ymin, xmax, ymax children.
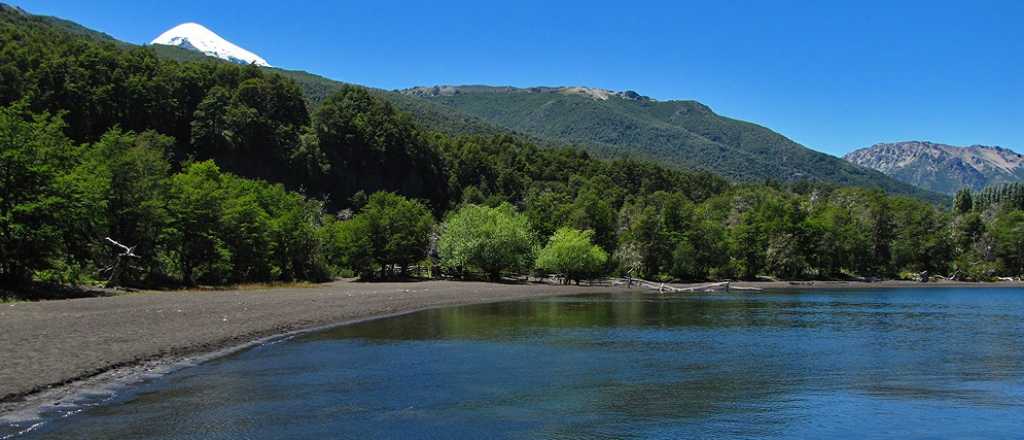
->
<box><xmin>2</xmin><ymin>7</ymin><xmax>1023</xmax><ymax>292</ymax></box>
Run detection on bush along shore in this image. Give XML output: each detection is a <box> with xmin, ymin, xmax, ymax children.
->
<box><xmin>3</xmin><ymin>9</ymin><xmax>1024</xmax><ymax>296</ymax></box>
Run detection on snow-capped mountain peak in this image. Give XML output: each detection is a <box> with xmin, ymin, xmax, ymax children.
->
<box><xmin>151</xmin><ymin>22</ymin><xmax>270</xmax><ymax>67</ymax></box>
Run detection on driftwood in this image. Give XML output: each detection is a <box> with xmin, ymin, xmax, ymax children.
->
<box><xmin>99</xmin><ymin>237</ymin><xmax>140</xmax><ymax>287</ymax></box>
<box><xmin>617</xmin><ymin>278</ymin><xmax>761</xmax><ymax>293</ymax></box>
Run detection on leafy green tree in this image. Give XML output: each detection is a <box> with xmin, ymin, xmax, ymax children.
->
<box><xmin>190</xmin><ymin>85</ymin><xmax>233</xmax><ymax>154</ymax></box>
<box><xmin>333</xmin><ymin>215</ymin><xmax>374</xmax><ymax>278</ymax></box>
<box><xmin>523</xmin><ymin>185</ymin><xmax>572</xmax><ymax>241</ymax></box>
<box><xmin>990</xmin><ymin>210</ymin><xmax>1024</xmax><ymax>276</ymax></box>
<box><xmin>890</xmin><ymin>198</ymin><xmax>952</xmax><ymax>274</ymax></box>
<box><xmin>438</xmin><ymin>203</ymin><xmax>536</xmax><ymax>279</ymax></box>
<box><xmin>77</xmin><ymin>129</ymin><xmax>174</xmax><ymax>283</ymax></box>
<box><xmin>266</xmin><ymin>191</ymin><xmax>330</xmax><ymax>282</ymax></box>
<box><xmin>0</xmin><ymin>105</ymin><xmax>79</xmax><ymax>285</ymax></box>
<box><xmin>954</xmin><ymin>188</ymin><xmax>974</xmax><ymax>214</ymax></box>
<box><xmin>338</xmin><ymin>192</ymin><xmax>434</xmax><ymax>279</ymax></box>
<box><xmin>805</xmin><ymin>188</ymin><xmax>887</xmax><ymax>277</ymax></box>
<box><xmin>306</xmin><ymin>86</ymin><xmax>449</xmax><ymax>211</ymax></box>
<box><xmin>867</xmin><ymin>195</ymin><xmax>895</xmax><ymax>276</ymax></box>
<box><xmin>568</xmin><ymin>179</ymin><xmax>618</xmax><ymax>252</ymax></box>
<box><xmin>219</xmin><ymin>188</ymin><xmax>274</xmax><ymax>282</ymax></box>
<box><xmin>536</xmin><ymin>227</ymin><xmax>608</xmax><ymax>284</ymax></box>
<box><xmin>166</xmin><ymin>161</ymin><xmax>231</xmax><ymax>285</ymax></box>
<box><xmin>670</xmin><ymin>238</ymin><xmax>700</xmax><ymax>280</ymax></box>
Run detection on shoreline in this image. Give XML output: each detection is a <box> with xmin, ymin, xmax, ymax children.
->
<box><xmin>0</xmin><ymin>281</ymin><xmax>622</xmax><ymax>421</ymax></box>
<box><xmin>2</xmin><ymin>279</ymin><xmax>1022</xmax><ymax>423</ymax></box>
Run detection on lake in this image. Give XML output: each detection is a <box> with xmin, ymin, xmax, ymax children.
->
<box><xmin>8</xmin><ymin>288</ymin><xmax>1024</xmax><ymax>439</ymax></box>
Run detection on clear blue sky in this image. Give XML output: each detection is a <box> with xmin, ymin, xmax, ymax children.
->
<box><xmin>13</xmin><ymin>0</ymin><xmax>1023</xmax><ymax>156</ymax></box>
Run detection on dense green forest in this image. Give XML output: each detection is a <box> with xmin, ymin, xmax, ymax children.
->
<box><xmin>1</xmin><ymin>4</ymin><xmax>1023</xmax><ymax>292</ymax></box>
<box><xmin>402</xmin><ymin>86</ymin><xmax>945</xmax><ymax>202</ymax></box>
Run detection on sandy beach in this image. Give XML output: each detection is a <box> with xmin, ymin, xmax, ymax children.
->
<box><xmin>0</xmin><ymin>280</ymin><xmax>625</xmax><ymax>416</ymax></box>
<box><xmin>2</xmin><ymin>278</ymin><xmax>1021</xmax><ymax>419</ymax></box>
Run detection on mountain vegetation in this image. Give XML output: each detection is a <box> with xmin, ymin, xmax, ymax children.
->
<box><xmin>2</xmin><ymin>4</ymin><xmax>1022</xmax><ymax>294</ymax></box>
<box><xmin>845</xmin><ymin>141</ymin><xmax>1024</xmax><ymax>194</ymax></box>
<box><xmin>400</xmin><ymin>86</ymin><xmax>943</xmax><ymax>201</ymax></box>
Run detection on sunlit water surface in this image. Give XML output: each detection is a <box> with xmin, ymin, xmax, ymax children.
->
<box><xmin>7</xmin><ymin>288</ymin><xmax>1024</xmax><ymax>439</ymax></box>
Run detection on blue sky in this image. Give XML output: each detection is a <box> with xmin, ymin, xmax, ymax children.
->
<box><xmin>13</xmin><ymin>0</ymin><xmax>1023</xmax><ymax>156</ymax></box>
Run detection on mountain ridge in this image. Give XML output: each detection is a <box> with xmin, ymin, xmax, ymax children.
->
<box><xmin>844</xmin><ymin>141</ymin><xmax>1024</xmax><ymax>194</ymax></box>
<box><xmin>398</xmin><ymin>85</ymin><xmax>942</xmax><ymax>201</ymax></box>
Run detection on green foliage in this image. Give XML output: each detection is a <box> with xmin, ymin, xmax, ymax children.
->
<box><xmin>890</xmin><ymin>197</ymin><xmax>953</xmax><ymax>274</ymax></box>
<box><xmin>301</xmin><ymin>86</ymin><xmax>449</xmax><ymax>212</ymax></box>
<box><xmin>416</xmin><ymin>87</ymin><xmax>943</xmax><ymax>202</ymax></box>
<box><xmin>335</xmin><ymin>192</ymin><xmax>434</xmax><ymax>279</ymax></box>
<box><xmin>0</xmin><ymin>105</ymin><xmax>79</xmax><ymax>284</ymax></box>
<box><xmin>78</xmin><ymin>129</ymin><xmax>173</xmax><ymax>282</ymax></box>
<box><xmin>991</xmin><ymin>210</ymin><xmax>1024</xmax><ymax>275</ymax></box>
<box><xmin>536</xmin><ymin>228</ymin><xmax>608</xmax><ymax>284</ymax></box>
<box><xmin>954</xmin><ymin>188</ymin><xmax>973</xmax><ymax>214</ymax></box>
<box><xmin>166</xmin><ymin>161</ymin><xmax>232</xmax><ymax>284</ymax></box>
<box><xmin>438</xmin><ymin>203</ymin><xmax>536</xmax><ymax>279</ymax></box>
<box><xmin>974</xmin><ymin>183</ymin><xmax>1024</xmax><ymax>213</ymax></box>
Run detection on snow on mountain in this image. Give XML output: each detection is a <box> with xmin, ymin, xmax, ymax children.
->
<box><xmin>151</xmin><ymin>22</ymin><xmax>270</xmax><ymax>67</ymax></box>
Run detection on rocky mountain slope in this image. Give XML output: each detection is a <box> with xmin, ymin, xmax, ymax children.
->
<box><xmin>844</xmin><ymin>141</ymin><xmax>1024</xmax><ymax>194</ymax></box>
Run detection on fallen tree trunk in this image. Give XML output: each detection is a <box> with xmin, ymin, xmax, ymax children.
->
<box><xmin>100</xmin><ymin>237</ymin><xmax>140</xmax><ymax>288</ymax></box>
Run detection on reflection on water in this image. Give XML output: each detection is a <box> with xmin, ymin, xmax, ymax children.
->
<box><xmin>9</xmin><ymin>289</ymin><xmax>1024</xmax><ymax>439</ymax></box>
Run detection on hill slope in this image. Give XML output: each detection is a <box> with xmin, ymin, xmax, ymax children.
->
<box><xmin>2</xmin><ymin>4</ymin><xmax>942</xmax><ymax>202</ymax></box>
<box><xmin>400</xmin><ymin>86</ymin><xmax>938</xmax><ymax>200</ymax></box>
<box><xmin>844</xmin><ymin>141</ymin><xmax>1024</xmax><ymax>194</ymax></box>
<box><xmin>148</xmin><ymin>44</ymin><xmax>510</xmax><ymax>139</ymax></box>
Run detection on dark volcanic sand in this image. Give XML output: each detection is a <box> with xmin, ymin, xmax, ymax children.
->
<box><xmin>0</xmin><ymin>280</ymin><xmax>621</xmax><ymax>416</ymax></box>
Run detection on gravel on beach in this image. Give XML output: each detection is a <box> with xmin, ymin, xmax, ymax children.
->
<box><xmin>0</xmin><ymin>280</ymin><xmax>613</xmax><ymax>407</ymax></box>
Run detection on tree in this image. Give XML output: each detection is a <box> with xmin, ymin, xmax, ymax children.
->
<box><xmin>190</xmin><ymin>85</ymin><xmax>233</xmax><ymax>155</ymax></box>
<box><xmin>265</xmin><ymin>190</ymin><xmax>330</xmax><ymax>282</ymax></box>
<box><xmin>954</xmin><ymin>188</ymin><xmax>973</xmax><ymax>214</ymax></box>
<box><xmin>332</xmin><ymin>215</ymin><xmax>374</xmax><ymax>278</ymax></box>
<box><xmin>78</xmin><ymin>129</ymin><xmax>173</xmax><ymax>284</ymax></box>
<box><xmin>166</xmin><ymin>161</ymin><xmax>231</xmax><ymax>285</ymax></box>
<box><xmin>536</xmin><ymin>228</ymin><xmax>608</xmax><ymax>284</ymax></box>
<box><xmin>867</xmin><ymin>195</ymin><xmax>895</xmax><ymax>276</ymax></box>
<box><xmin>337</xmin><ymin>192</ymin><xmax>434</xmax><ymax>279</ymax></box>
<box><xmin>306</xmin><ymin>86</ymin><xmax>448</xmax><ymax>211</ymax></box>
<box><xmin>438</xmin><ymin>203</ymin><xmax>536</xmax><ymax>279</ymax></box>
<box><xmin>219</xmin><ymin>188</ymin><xmax>274</xmax><ymax>282</ymax></box>
<box><xmin>0</xmin><ymin>105</ymin><xmax>79</xmax><ymax>285</ymax></box>
<box><xmin>890</xmin><ymin>198</ymin><xmax>952</xmax><ymax>275</ymax></box>
<box><xmin>567</xmin><ymin>176</ymin><xmax>619</xmax><ymax>251</ymax></box>
<box><xmin>991</xmin><ymin>210</ymin><xmax>1024</xmax><ymax>276</ymax></box>
<box><xmin>670</xmin><ymin>238</ymin><xmax>700</xmax><ymax>280</ymax></box>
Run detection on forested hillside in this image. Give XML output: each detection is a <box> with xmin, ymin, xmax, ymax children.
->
<box><xmin>401</xmin><ymin>86</ymin><xmax>943</xmax><ymax>202</ymax></box>
<box><xmin>2</xmin><ymin>4</ymin><xmax>1022</xmax><ymax>294</ymax></box>
<box><xmin>150</xmin><ymin>43</ymin><xmax>512</xmax><ymax>139</ymax></box>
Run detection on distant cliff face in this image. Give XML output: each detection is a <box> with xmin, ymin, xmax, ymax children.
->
<box><xmin>844</xmin><ymin>141</ymin><xmax>1024</xmax><ymax>194</ymax></box>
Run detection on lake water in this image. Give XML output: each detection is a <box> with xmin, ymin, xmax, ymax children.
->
<box><xmin>8</xmin><ymin>288</ymin><xmax>1024</xmax><ymax>439</ymax></box>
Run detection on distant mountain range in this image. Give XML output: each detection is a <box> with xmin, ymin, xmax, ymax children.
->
<box><xmin>2</xmin><ymin>3</ymin><xmax>944</xmax><ymax>202</ymax></box>
<box><xmin>844</xmin><ymin>141</ymin><xmax>1024</xmax><ymax>194</ymax></box>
